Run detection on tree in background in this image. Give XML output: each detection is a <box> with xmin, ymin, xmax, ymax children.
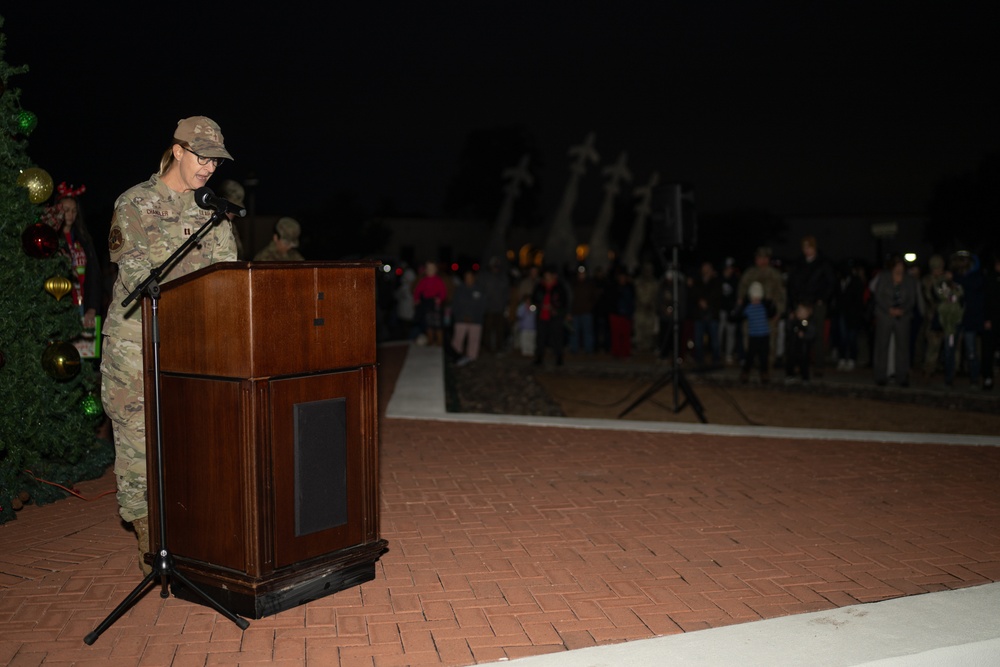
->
<box><xmin>0</xmin><ymin>16</ymin><xmax>112</xmax><ymax>524</ymax></box>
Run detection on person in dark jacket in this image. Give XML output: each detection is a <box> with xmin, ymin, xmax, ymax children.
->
<box><xmin>982</xmin><ymin>251</ymin><xmax>1000</xmax><ymax>390</ymax></box>
<box><xmin>833</xmin><ymin>260</ymin><xmax>867</xmax><ymax>371</ymax></box>
<box><xmin>531</xmin><ymin>265</ymin><xmax>570</xmax><ymax>366</ymax></box>
<box><xmin>785</xmin><ymin>235</ymin><xmax>837</xmax><ymax>376</ymax></box>
<box><xmin>608</xmin><ymin>267</ymin><xmax>636</xmax><ymax>358</ymax></box>
<box><xmin>951</xmin><ymin>250</ymin><xmax>985</xmax><ymax>387</ymax></box>
<box><xmin>687</xmin><ymin>260</ymin><xmax>724</xmax><ymax>369</ymax></box>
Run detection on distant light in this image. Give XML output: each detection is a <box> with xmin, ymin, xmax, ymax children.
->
<box><xmin>904</xmin><ymin>252</ymin><xmax>917</xmax><ymax>263</ymax></box>
<box><xmin>451</xmin><ymin>262</ymin><xmax>459</xmax><ymax>272</ymax></box>
<box><xmin>395</xmin><ymin>267</ymin><xmax>403</xmax><ymax>276</ymax></box>
<box><xmin>381</xmin><ymin>263</ymin><xmax>392</xmax><ymax>273</ymax></box>
<box><xmin>472</xmin><ymin>262</ymin><xmax>480</xmax><ymax>271</ymax></box>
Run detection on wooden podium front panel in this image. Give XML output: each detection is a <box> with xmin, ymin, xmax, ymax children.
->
<box><xmin>157</xmin><ymin>375</ymin><xmax>250</xmax><ymax>572</ymax></box>
<box><xmin>269</xmin><ymin>370</ymin><xmax>370</xmax><ymax>568</ymax></box>
<box><xmin>247</xmin><ymin>265</ymin><xmax>377</xmax><ymax>378</ymax></box>
<box><xmin>155</xmin><ymin>262</ymin><xmax>377</xmax><ymax>379</ymax></box>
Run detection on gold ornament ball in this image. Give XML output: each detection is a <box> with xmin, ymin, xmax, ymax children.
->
<box><xmin>45</xmin><ymin>276</ymin><xmax>73</xmax><ymax>301</ymax></box>
<box><xmin>41</xmin><ymin>341</ymin><xmax>82</xmax><ymax>381</ymax></box>
<box><xmin>17</xmin><ymin>167</ymin><xmax>54</xmax><ymax>204</ymax></box>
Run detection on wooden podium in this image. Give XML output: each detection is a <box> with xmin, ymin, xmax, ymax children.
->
<box><xmin>142</xmin><ymin>260</ymin><xmax>388</xmax><ymax>619</ymax></box>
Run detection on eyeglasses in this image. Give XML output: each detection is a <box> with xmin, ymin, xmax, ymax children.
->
<box><xmin>183</xmin><ymin>147</ymin><xmax>226</xmax><ymax>168</ymax></box>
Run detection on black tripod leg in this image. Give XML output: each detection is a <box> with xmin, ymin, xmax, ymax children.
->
<box><xmin>618</xmin><ymin>370</ymin><xmax>675</xmax><ymax>418</ymax></box>
<box><xmin>167</xmin><ymin>566</ymin><xmax>250</xmax><ymax>630</ymax></box>
<box><xmin>677</xmin><ymin>371</ymin><xmax>708</xmax><ymax>423</ymax></box>
<box><xmin>84</xmin><ymin>569</ymin><xmax>159</xmax><ymax>645</ymax></box>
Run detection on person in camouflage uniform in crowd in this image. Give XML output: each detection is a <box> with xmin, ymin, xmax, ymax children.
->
<box><xmin>253</xmin><ymin>216</ymin><xmax>305</xmax><ymax>261</ymax></box>
<box><xmin>101</xmin><ymin>116</ymin><xmax>238</xmax><ymax>575</ymax></box>
<box><xmin>737</xmin><ymin>246</ymin><xmax>787</xmax><ymax>367</ymax></box>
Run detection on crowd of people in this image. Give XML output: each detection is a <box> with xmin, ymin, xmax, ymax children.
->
<box><xmin>386</xmin><ymin>235</ymin><xmax>1000</xmax><ymax>393</ymax></box>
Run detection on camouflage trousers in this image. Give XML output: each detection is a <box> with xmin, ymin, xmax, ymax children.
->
<box><xmin>100</xmin><ymin>337</ymin><xmax>147</xmax><ymax>523</ymax></box>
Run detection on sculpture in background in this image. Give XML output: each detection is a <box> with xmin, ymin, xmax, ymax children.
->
<box><xmin>586</xmin><ymin>151</ymin><xmax>632</xmax><ymax>276</ymax></box>
<box><xmin>543</xmin><ymin>132</ymin><xmax>599</xmax><ymax>272</ymax></box>
<box><xmin>622</xmin><ymin>171</ymin><xmax>660</xmax><ymax>275</ymax></box>
<box><xmin>483</xmin><ymin>153</ymin><xmax>533</xmax><ymax>269</ymax></box>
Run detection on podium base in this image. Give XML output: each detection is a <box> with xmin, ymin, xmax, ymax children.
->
<box><xmin>169</xmin><ymin>540</ymin><xmax>389</xmax><ymax>619</ymax></box>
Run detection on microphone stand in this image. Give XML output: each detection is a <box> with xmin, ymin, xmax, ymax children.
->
<box><xmin>85</xmin><ymin>207</ymin><xmax>249</xmax><ymax>645</ymax></box>
<box><xmin>618</xmin><ymin>243</ymin><xmax>707</xmax><ymax>423</ymax></box>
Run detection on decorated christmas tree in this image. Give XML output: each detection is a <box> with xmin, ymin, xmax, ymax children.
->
<box><xmin>0</xmin><ymin>16</ymin><xmax>112</xmax><ymax>524</ymax></box>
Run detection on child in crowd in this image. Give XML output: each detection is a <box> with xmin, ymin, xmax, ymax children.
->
<box><xmin>739</xmin><ymin>281</ymin><xmax>776</xmax><ymax>384</ymax></box>
<box><xmin>515</xmin><ymin>294</ymin><xmax>537</xmax><ymax>357</ymax></box>
<box><xmin>785</xmin><ymin>300</ymin><xmax>818</xmax><ymax>384</ymax></box>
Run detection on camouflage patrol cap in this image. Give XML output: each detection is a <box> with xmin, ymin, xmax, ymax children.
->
<box><xmin>174</xmin><ymin>116</ymin><xmax>233</xmax><ymax>160</ymax></box>
<box><xmin>275</xmin><ymin>217</ymin><xmax>301</xmax><ymax>247</ymax></box>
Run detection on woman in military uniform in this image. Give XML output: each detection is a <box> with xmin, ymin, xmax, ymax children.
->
<box><xmin>101</xmin><ymin>116</ymin><xmax>238</xmax><ymax>575</ymax></box>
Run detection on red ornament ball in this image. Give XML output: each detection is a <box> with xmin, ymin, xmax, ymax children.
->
<box><xmin>21</xmin><ymin>222</ymin><xmax>60</xmax><ymax>259</ymax></box>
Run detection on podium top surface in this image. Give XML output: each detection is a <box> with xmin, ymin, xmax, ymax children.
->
<box><xmin>148</xmin><ymin>261</ymin><xmax>379</xmax><ymax>378</ymax></box>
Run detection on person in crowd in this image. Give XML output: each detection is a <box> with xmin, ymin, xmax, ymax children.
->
<box><xmin>52</xmin><ymin>183</ymin><xmax>103</xmax><ymax>332</ymax></box>
<box><xmin>785</xmin><ymin>235</ymin><xmax>837</xmax><ymax>376</ymax></box>
<box><xmin>478</xmin><ymin>256</ymin><xmax>511</xmax><ymax>354</ymax></box>
<box><xmin>871</xmin><ymin>255</ymin><xmax>919</xmax><ymax>387</ymax></box>
<box><xmin>632</xmin><ymin>262</ymin><xmax>660</xmax><ymax>354</ymax></box>
<box><xmin>738</xmin><ymin>281</ymin><xmax>776</xmax><ymax>384</ymax></box>
<box><xmin>935</xmin><ymin>263</ymin><xmax>965</xmax><ymax>387</ymax></box>
<box><xmin>515</xmin><ymin>293</ymin><xmax>537</xmax><ymax>358</ymax></box>
<box><xmin>219</xmin><ymin>179</ymin><xmax>248</xmax><ymax>259</ymax></box>
<box><xmin>919</xmin><ymin>254</ymin><xmax>948</xmax><ymax>379</ymax></box>
<box><xmin>784</xmin><ymin>300</ymin><xmax>818</xmax><ymax>384</ymax></box>
<box><xmin>951</xmin><ymin>250</ymin><xmax>985</xmax><ymax>387</ymax></box>
<box><xmin>608</xmin><ymin>266</ymin><xmax>636</xmax><ymax>359</ymax></box>
<box><xmin>412</xmin><ymin>260</ymin><xmax>448</xmax><ymax>346</ymax></box>
<box><xmin>395</xmin><ymin>264</ymin><xmax>417</xmax><ymax>340</ymax></box>
<box><xmin>450</xmin><ymin>268</ymin><xmax>486</xmax><ymax>366</ymax></box>
<box><xmin>832</xmin><ymin>260</ymin><xmax>867</xmax><ymax>371</ymax></box>
<box><xmin>906</xmin><ymin>260</ymin><xmax>926</xmax><ymax>369</ymax></box>
<box><xmin>592</xmin><ymin>265</ymin><xmax>615</xmax><ymax>354</ymax></box>
<box><xmin>687</xmin><ymin>260</ymin><xmax>723</xmax><ymax>369</ymax></box>
<box><xmin>253</xmin><ymin>217</ymin><xmax>304</xmax><ymax>261</ymax></box>
<box><xmin>568</xmin><ymin>265</ymin><xmax>598</xmax><ymax>354</ymax></box>
<box><xmin>509</xmin><ymin>264</ymin><xmax>539</xmax><ymax>348</ymax></box>
<box><xmin>375</xmin><ymin>260</ymin><xmax>397</xmax><ymax>343</ymax></box>
<box><xmin>101</xmin><ymin>116</ymin><xmax>238</xmax><ymax>576</ymax></box>
<box><xmin>719</xmin><ymin>257</ymin><xmax>742</xmax><ymax>366</ymax></box>
<box><xmin>531</xmin><ymin>264</ymin><xmax>570</xmax><ymax>366</ymax></box>
<box><xmin>737</xmin><ymin>246</ymin><xmax>786</xmax><ymax>369</ymax></box>
<box><xmin>982</xmin><ymin>251</ymin><xmax>1000</xmax><ymax>390</ymax></box>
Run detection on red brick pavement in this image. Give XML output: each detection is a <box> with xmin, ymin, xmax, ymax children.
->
<box><xmin>2</xmin><ymin>349</ymin><xmax>1000</xmax><ymax>666</ymax></box>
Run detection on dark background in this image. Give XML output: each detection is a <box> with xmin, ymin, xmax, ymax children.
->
<box><xmin>2</xmin><ymin>3</ymin><xmax>998</xmax><ymax>258</ymax></box>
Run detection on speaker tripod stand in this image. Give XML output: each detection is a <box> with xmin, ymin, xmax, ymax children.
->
<box><xmin>618</xmin><ymin>244</ymin><xmax>707</xmax><ymax>423</ymax></box>
<box><xmin>84</xmin><ymin>211</ymin><xmax>249</xmax><ymax>645</ymax></box>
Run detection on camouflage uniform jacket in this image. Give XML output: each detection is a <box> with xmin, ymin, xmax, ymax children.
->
<box><xmin>104</xmin><ymin>172</ymin><xmax>238</xmax><ymax>343</ymax></box>
<box><xmin>253</xmin><ymin>241</ymin><xmax>305</xmax><ymax>262</ymax></box>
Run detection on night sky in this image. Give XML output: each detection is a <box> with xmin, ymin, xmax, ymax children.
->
<box><xmin>2</xmin><ymin>3</ymin><xmax>997</xmax><ymax>228</ymax></box>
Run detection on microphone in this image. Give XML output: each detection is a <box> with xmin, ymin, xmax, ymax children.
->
<box><xmin>194</xmin><ymin>187</ymin><xmax>247</xmax><ymax>218</ymax></box>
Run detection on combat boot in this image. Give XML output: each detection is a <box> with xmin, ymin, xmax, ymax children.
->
<box><xmin>132</xmin><ymin>516</ymin><xmax>152</xmax><ymax>576</ymax></box>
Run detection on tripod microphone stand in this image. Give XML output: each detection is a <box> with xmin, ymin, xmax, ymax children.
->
<box><xmin>618</xmin><ymin>244</ymin><xmax>707</xmax><ymax>423</ymax></box>
<box><xmin>85</xmin><ymin>210</ymin><xmax>249</xmax><ymax>645</ymax></box>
